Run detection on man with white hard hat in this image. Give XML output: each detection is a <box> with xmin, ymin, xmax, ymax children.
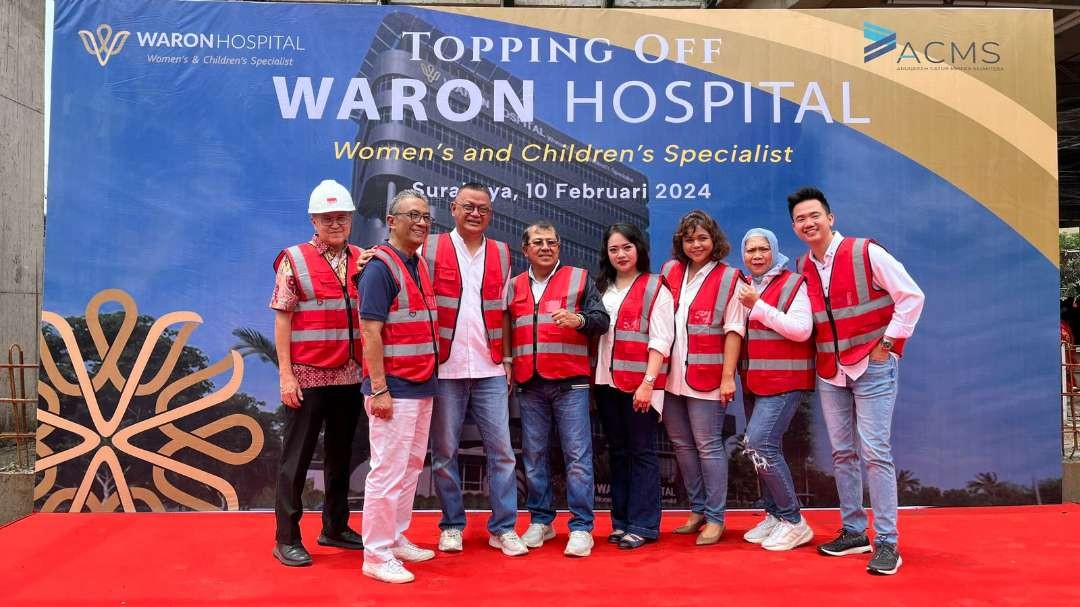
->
<box><xmin>269</xmin><ymin>179</ymin><xmax>367</xmax><ymax>567</ymax></box>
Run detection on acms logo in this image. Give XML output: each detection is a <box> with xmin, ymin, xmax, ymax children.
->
<box><xmin>78</xmin><ymin>24</ymin><xmax>131</xmax><ymax>67</ymax></box>
<box><xmin>863</xmin><ymin>22</ymin><xmax>1001</xmax><ymax>66</ymax></box>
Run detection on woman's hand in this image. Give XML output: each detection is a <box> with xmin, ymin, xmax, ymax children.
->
<box><xmin>719</xmin><ymin>375</ymin><xmax>736</xmax><ymax>404</ymax></box>
<box><xmin>737</xmin><ymin>283</ymin><xmax>759</xmax><ymax>309</ymax></box>
<box><xmin>633</xmin><ymin>382</ymin><xmax>653</xmax><ymax>412</ymax></box>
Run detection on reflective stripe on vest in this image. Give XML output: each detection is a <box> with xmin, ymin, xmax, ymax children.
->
<box><xmin>609</xmin><ymin>273</ymin><xmax>670</xmax><ymax>393</ymax></box>
<box><xmin>424</xmin><ymin>233</ymin><xmax>509</xmax><ymax>365</ymax></box>
<box><xmin>286</xmin><ymin>245</ymin><xmax>316</xmax><ymax>300</ymax></box>
<box><xmin>802</xmin><ymin>237</ymin><xmax>903</xmax><ymax>379</ymax></box>
<box><xmin>740</xmin><ymin>270</ymin><xmax>815</xmax><ymax>396</ymax></box>
<box><xmin>276</xmin><ymin>242</ymin><xmax>364</xmax><ymax>368</ymax></box>
<box><xmin>359</xmin><ymin>246</ymin><xmax>438</xmax><ymax>383</ymax></box>
<box><xmin>667</xmin><ymin>261</ymin><xmax>739</xmax><ymax>393</ymax></box>
<box><xmin>508</xmin><ymin>265</ymin><xmax>591</xmax><ymax>382</ymax></box>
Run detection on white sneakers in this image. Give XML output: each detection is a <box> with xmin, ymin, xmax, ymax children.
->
<box><xmin>761</xmin><ymin>517</ymin><xmax>814</xmax><ymax>551</ymax></box>
<box><xmin>743</xmin><ymin>514</ymin><xmax>781</xmax><ymax>544</ymax></box>
<box><xmin>439</xmin><ymin>529</ymin><xmax>529</xmax><ymax>556</ymax></box>
<box><xmin>563</xmin><ymin>530</ymin><xmax>594</xmax><ymax>557</ymax></box>
<box><xmin>364</xmin><ymin>538</ymin><xmax>433</xmax><ymax>584</ymax></box>
<box><xmin>362</xmin><ymin>559</ymin><xmax>414</xmax><ymax>584</ymax></box>
<box><xmin>519</xmin><ymin>525</ymin><xmax>591</xmax><ymax>557</ymax></box>
<box><xmin>390</xmin><ymin>537</ymin><xmax>436</xmax><ymax>563</ymax></box>
<box><xmin>521</xmin><ymin>523</ymin><xmax>556</xmax><ymax>548</ymax></box>
<box><xmin>438</xmin><ymin>529</ymin><xmax>463</xmax><ymax>553</ymax></box>
<box><xmin>489</xmin><ymin>531</ymin><xmax>530</xmax><ymax>556</ymax></box>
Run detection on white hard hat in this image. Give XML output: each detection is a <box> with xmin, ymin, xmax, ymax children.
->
<box><xmin>308</xmin><ymin>179</ymin><xmax>356</xmax><ymax>214</ymax></box>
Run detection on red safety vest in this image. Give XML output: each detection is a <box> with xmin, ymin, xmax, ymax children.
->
<box><xmin>508</xmin><ymin>265</ymin><xmax>591</xmax><ymax>383</ymax></box>
<box><xmin>609</xmin><ymin>273</ymin><xmax>670</xmax><ymax>393</ymax></box>
<box><xmin>739</xmin><ymin>270</ymin><xmax>815</xmax><ymax>396</ymax></box>
<box><xmin>360</xmin><ymin>245</ymin><xmax>439</xmax><ymax>383</ymax></box>
<box><xmin>274</xmin><ymin>242</ymin><xmax>363</xmax><ymax>368</ymax></box>
<box><xmin>661</xmin><ymin>260</ymin><xmax>742</xmax><ymax>392</ymax></box>
<box><xmin>423</xmin><ymin>233</ymin><xmax>510</xmax><ymax>365</ymax></box>
<box><xmin>798</xmin><ymin>237</ymin><xmax>905</xmax><ymax>379</ymax></box>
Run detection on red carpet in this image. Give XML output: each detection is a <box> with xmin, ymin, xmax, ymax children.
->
<box><xmin>1</xmin><ymin>506</ymin><xmax>1076</xmax><ymax>606</ymax></box>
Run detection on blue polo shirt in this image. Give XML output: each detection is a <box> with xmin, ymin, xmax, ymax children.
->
<box><xmin>357</xmin><ymin>244</ymin><xmax>438</xmax><ymax>398</ymax></box>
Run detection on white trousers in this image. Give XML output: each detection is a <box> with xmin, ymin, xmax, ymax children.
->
<box><xmin>362</xmin><ymin>396</ymin><xmax>434</xmax><ymax>563</ymax></box>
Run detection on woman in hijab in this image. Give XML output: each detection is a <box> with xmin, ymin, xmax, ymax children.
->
<box><xmin>735</xmin><ymin>228</ymin><xmax>816</xmax><ymax>551</ymax></box>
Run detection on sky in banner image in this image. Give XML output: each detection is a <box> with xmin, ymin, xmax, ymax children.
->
<box><xmin>44</xmin><ymin>0</ymin><xmax>1059</xmax><ymax>508</ymax></box>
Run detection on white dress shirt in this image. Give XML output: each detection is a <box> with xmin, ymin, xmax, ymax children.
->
<box><xmin>595</xmin><ymin>277</ymin><xmax>675</xmax><ymax>413</ymax></box>
<box><xmin>528</xmin><ymin>261</ymin><xmax>560</xmax><ymax>302</ymax></box>
<box><xmin>745</xmin><ymin>265</ymin><xmax>813</xmax><ymax>342</ymax></box>
<box><xmin>430</xmin><ymin>229</ymin><xmax>509</xmax><ymax>380</ymax></box>
<box><xmin>809</xmin><ymin>232</ymin><xmax>925</xmax><ymax>386</ymax></box>
<box><xmin>527</xmin><ymin>259</ymin><xmax>561</xmax><ymax>300</ymax></box>
<box><xmin>666</xmin><ymin>260</ymin><xmax>748</xmax><ymax>401</ymax></box>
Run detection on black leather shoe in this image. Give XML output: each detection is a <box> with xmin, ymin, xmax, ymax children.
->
<box><xmin>273</xmin><ymin>543</ymin><xmax>312</xmax><ymax>567</ymax></box>
<box><xmin>317</xmin><ymin>528</ymin><xmax>364</xmax><ymax>550</ymax></box>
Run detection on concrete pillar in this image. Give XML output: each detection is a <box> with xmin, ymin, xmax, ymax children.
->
<box><xmin>0</xmin><ymin>0</ymin><xmax>45</xmax><ymax>525</ymax></box>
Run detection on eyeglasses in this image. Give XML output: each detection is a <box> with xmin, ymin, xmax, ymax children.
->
<box><xmin>392</xmin><ymin>211</ymin><xmax>433</xmax><ymax>224</ymax></box>
<box><xmin>316</xmin><ymin>215</ymin><xmax>351</xmax><ymax>227</ymax></box>
<box><xmin>454</xmin><ymin>202</ymin><xmax>491</xmax><ymax>216</ymax></box>
<box><xmin>529</xmin><ymin>239</ymin><xmax>560</xmax><ymax>249</ymax></box>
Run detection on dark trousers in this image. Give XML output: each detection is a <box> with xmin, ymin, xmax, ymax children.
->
<box><xmin>595</xmin><ymin>385</ymin><xmax>661</xmax><ymax>539</ymax></box>
<box><xmin>274</xmin><ymin>383</ymin><xmax>366</xmax><ymax>545</ymax></box>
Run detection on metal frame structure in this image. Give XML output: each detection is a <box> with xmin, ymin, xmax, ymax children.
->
<box><xmin>1</xmin><ymin>345</ymin><xmax>35</xmax><ymax>470</ymax></box>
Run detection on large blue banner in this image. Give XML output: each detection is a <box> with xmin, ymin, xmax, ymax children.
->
<box><xmin>41</xmin><ymin>0</ymin><xmax>1060</xmax><ymax>512</ymax></box>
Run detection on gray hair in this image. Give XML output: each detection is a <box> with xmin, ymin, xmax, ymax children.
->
<box><xmin>388</xmin><ymin>188</ymin><xmax>428</xmax><ymax>215</ymax></box>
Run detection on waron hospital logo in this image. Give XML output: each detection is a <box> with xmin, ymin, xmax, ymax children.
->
<box><xmin>79</xmin><ymin>24</ymin><xmax>131</xmax><ymax>66</ymax></box>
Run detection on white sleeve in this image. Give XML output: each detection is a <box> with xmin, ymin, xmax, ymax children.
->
<box><xmin>723</xmin><ymin>287</ymin><xmax>748</xmax><ymax>337</ymax></box>
<box><xmin>648</xmin><ymin>286</ymin><xmax>675</xmax><ymax>354</ymax></box>
<box><xmin>748</xmin><ymin>283</ymin><xmax>813</xmax><ymax>342</ymax></box>
<box><xmin>868</xmin><ymin>243</ymin><xmax>925</xmax><ymax>339</ymax></box>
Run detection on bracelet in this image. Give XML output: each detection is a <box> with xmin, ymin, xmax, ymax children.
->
<box><xmin>369</xmin><ymin>387</ymin><xmax>390</xmax><ymax>398</ymax></box>
<box><xmin>503</xmin><ymin>356</ymin><xmax>513</xmax><ymax>364</ymax></box>
<box><xmin>576</xmin><ymin>313</ymin><xmax>585</xmax><ymax>328</ymax></box>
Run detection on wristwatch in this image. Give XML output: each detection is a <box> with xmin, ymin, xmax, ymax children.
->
<box><xmin>643</xmin><ymin>374</ymin><xmax>656</xmax><ymax>385</ymax></box>
<box><xmin>879</xmin><ymin>337</ymin><xmax>895</xmax><ymax>352</ymax></box>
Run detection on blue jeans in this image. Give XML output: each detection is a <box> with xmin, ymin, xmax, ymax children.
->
<box><xmin>516</xmin><ymin>379</ymin><xmax>595</xmax><ymax>532</ymax></box>
<box><xmin>431</xmin><ymin>376</ymin><xmax>518</xmax><ymax>535</ymax></box>
<box><xmin>595</xmin><ymin>385</ymin><xmax>661</xmax><ymax>539</ymax></box>
<box><xmin>662</xmin><ymin>393</ymin><xmax>729</xmax><ymax>525</ymax></box>
<box><xmin>818</xmin><ymin>356</ymin><xmax>900</xmax><ymax>546</ymax></box>
<box><xmin>743</xmin><ymin>390</ymin><xmax>809</xmax><ymax>524</ymax></box>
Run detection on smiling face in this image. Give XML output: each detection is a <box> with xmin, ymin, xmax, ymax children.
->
<box><xmin>606</xmin><ymin>231</ymin><xmax>639</xmax><ymax>277</ymax></box>
<box><xmin>743</xmin><ymin>235</ymin><xmax>774</xmax><ymax>277</ymax></box>
<box><xmin>387</xmin><ymin>195</ymin><xmax>431</xmax><ymax>252</ymax></box>
<box><xmin>310</xmin><ymin>211</ymin><xmax>353</xmax><ymax>248</ymax></box>
<box><xmin>522</xmin><ymin>226</ymin><xmax>560</xmax><ymax>274</ymax></box>
<box><xmin>450</xmin><ymin>187</ymin><xmax>492</xmax><ymax>240</ymax></box>
<box><xmin>791</xmin><ymin>198</ymin><xmax>835</xmax><ymax>249</ymax></box>
<box><xmin>681</xmin><ymin>227</ymin><xmax>714</xmax><ymax>266</ymax></box>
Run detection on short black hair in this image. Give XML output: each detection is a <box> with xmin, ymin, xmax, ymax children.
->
<box><xmin>458</xmin><ymin>182</ymin><xmax>489</xmax><ymax>197</ymax></box>
<box><xmin>787</xmin><ymin>187</ymin><xmax>830</xmax><ymax>219</ymax></box>
<box><xmin>522</xmin><ymin>220</ymin><xmax>558</xmax><ymax>247</ymax></box>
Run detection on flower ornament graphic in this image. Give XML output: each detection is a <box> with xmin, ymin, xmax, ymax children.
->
<box><xmin>36</xmin><ymin>289</ymin><xmax>264</xmax><ymax>512</ymax></box>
